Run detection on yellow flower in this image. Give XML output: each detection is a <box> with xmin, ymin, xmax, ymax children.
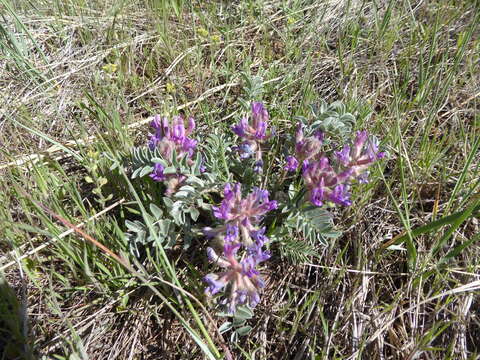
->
<box><xmin>102</xmin><ymin>63</ymin><xmax>118</xmax><ymax>73</ymax></box>
<box><xmin>197</xmin><ymin>27</ymin><xmax>209</xmax><ymax>38</ymax></box>
<box><xmin>166</xmin><ymin>82</ymin><xmax>176</xmax><ymax>94</ymax></box>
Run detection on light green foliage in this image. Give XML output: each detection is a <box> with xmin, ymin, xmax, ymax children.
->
<box><xmin>238</xmin><ymin>72</ymin><xmax>265</xmax><ymax>109</ymax></box>
<box><xmin>310</xmin><ymin>100</ymin><xmax>356</xmax><ymax>140</ymax></box>
<box><xmin>285</xmin><ymin>206</ymin><xmax>341</xmax><ymax>246</ymax></box>
<box><xmin>118</xmin><ymin>139</ymin><xmax>221</xmax><ymax>254</ymax></box>
<box><xmin>125</xmin><ymin>204</ymin><xmax>176</xmax><ymax>256</ymax></box>
<box><xmin>217</xmin><ymin>306</ymin><xmax>254</xmax><ymax>343</ymax></box>
<box><xmin>163</xmin><ymin>173</ymin><xmax>217</xmax><ymax>226</ymax></box>
<box><xmin>202</xmin><ymin>132</ymin><xmax>232</xmax><ymax>182</ymax></box>
<box><xmin>275</xmin><ymin>184</ymin><xmax>341</xmax><ymax>263</ymax></box>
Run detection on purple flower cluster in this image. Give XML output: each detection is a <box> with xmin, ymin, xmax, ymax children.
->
<box><xmin>284</xmin><ymin>123</ymin><xmax>324</xmax><ymax>170</ymax></box>
<box><xmin>286</xmin><ymin>126</ymin><xmax>385</xmax><ymax>207</ymax></box>
<box><xmin>148</xmin><ymin>115</ymin><xmax>197</xmax><ymax>195</ymax></box>
<box><xmin>231</xmin><ymin>102</ymin><xmax>272</xmax><ymax>172</ymax></box>
<box><xmin>137</xmin><ymin>102</ymin><xmax>386</xmax><ymax>317</ymax></box>
<box><xmin>204</xmin><ymin>183</ymin><xmax>277</xmax><ymax>313</ymax></box>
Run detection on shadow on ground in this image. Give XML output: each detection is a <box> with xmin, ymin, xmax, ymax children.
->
<box><xmin>0</xmin><ymin>275</ymin><xmax>33</xmax><ymax>360</ymax></box>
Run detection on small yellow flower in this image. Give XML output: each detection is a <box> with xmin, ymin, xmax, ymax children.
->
<box><xmin>102</xmin><ymin>63</ymin><xmax>118</xmax><ymax>73</ymax></box>
<box><xmin>197</xmin><ymin>27</ymin><xmax>209</xmax><ymax>38</ymax></box>
<box><xmin>211</xmin><ymin>34</ymin><xmax>221</xmax><ymax>44</ymax></box>
<box><xmin>87</xmin><ymin>150</ymin><xmax>100</xmax><ymax>159</ymax></box>
<box><xmin>287</xmin><ymin>17</ymin><xmax>296</xmax><ymax>25</ymax></box>
<box><xmin>166</xmin><ymin>82</ymin><xmax>176</xmax><ymax>94</ymax></box>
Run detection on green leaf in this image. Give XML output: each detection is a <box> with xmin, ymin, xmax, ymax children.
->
<box><xmin>232</xmin><ymin>318</ymin><xmax>246</xmax><ymax>327</ymax></box>
<box><xmin>179</xmin><ymin>185</ymin><xmax>196</xmax><ymax>193</ymax></box>
<box><xmin>218</xmin><ymin>322</ymin><xmax>232</xmax><ymax>334</ymax></box>
<box><xmin>163</xmin><ymin>197</ymin><xmax>174</xmax><ymax>208</ymax></box>
<box><xmin>149</xmin><ymin>203</ymin><xmax>163</xmax><ymax>219</ymax></box>
<box><xmin>440</xmin><ymin>232</ymin><xmax>480</xmax><ymax>266</ymax></box>
<box><xmin>151</xmin><ymin>158</ymin><xmax>168</xmax><ymax>166</ymax></box>
<box><xmin>186</xmin><ymin>176</ymin><xmax>205</xmax><ymax>187</ymax></box>
<box><xmin>131</xmin><ymin>167</ymin><xmax>143</xmax><ymax>179</ymax></box>
<box><xmin>189</xmin><ymin>207</ymin><xmax>200</xmax><ymax>221</ymax></box>
<box><xmin>235</xmin><ymin>326</ymin><xmax>252</xmax><ymax>336</ymax></box>
<box><xmin>391</xmin><ymin>201</ymin><xmax>480</xmax><ymax>247</ymax></box>
<box><xmin>234</xmin><ymin>305</ymin><xmax>253</xmax><ymax>320</ymax></box>
<box><xmin>193</xmin><ymin>153</ymin><xmax>203</xmax><ymax>175</ymax></box>
<box><xmin>175</xmin><ymin>191</ymin><xmax>190</xmax><ymax>198</ymax></box>
<box><xmin>171</xmin><ymin>148</ymin><xmax>179</xmax><ymax>168</ymax></box>
<box><xmin>158</xmin><ymin>219</ymin><xmax>171</xmax><ymax>235</ymax></box>
<box><xmin>125</xmin><ymin>220</ymin><xmax>144</xmax><ymax>232</ymax></box>
<box><xmin>163</xmin><ymin>166</ymin><xmax>177</xmax><ymax>175</ymax></box>
<box><xmin>431</xmin><ymin>198</ymin><xmax>480</xmax><ymax>257</ymax></box>
<box><xmin>143</xmin><ymin>213</ymin><xmax>155</xmax><ymax>226</ymax></box>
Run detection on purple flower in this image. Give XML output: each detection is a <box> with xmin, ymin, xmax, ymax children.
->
<box><xmin>286</xmin><ymin>122</ymin><xmax>324</xmax><ymax>170</ymax></box>
<box><xmin>310</xmin><ymin>183</ymin><xmax>325</xmax><ymax>207</ymax></box>
<box><xmin>204</xmin><ymin>245</ymin><xmax>267</xmax><ymax>313</ymax></box>
<box><xmin>241</xmin><ymin>257</ymin><xmax>260</xmax><ymax>278</ymax></box>
<box><xmin>207</xmin><ymin>247</ymin><xmax>220</xmax><ymax>262</ymax></box>
<box><xmin>182</xmin><ymin>138</ymin><xmax>198</xmax><ymax>157</ymax></box>
<box><xmin>232</xmin><ymin>117</ymin><xmax>248</xmax><ymax>137</ymax></box>
<box><xmin>212</xmin><ymin>202</ymin><xmax>230</xmax><ymax>220</ymax></box>
<box><xmin>251</xmin><ymin>102</ymin><xmax>269</xmax><ymax>139</ymax></box>
<box><xmin>329</xmin><ymin>184</ymin><xmax>352</xmax><ymax>206</ymax></box>
<box><xmin>147</xmin><ymin>115</ymin><xmax>199</xmax><ymax>195</ymax></box>
<box><xmin>247</xmin><ymin>241</ymin><xmax>271</xmax><ymax>264</ymax></box>
<box><xmin>204</xmin><ymin>182</ymin><xmax>276</xmax><ymax>313</ymax></box>
<box><xmin>171</xmin><ymin>116</ymin><xmax>186</xmax><ymax>141</ymax></box>
<box><xmin>357</xmin><ymin>172</ymin><xmax>370</xmax><ymax>184</ymax></box>
<box><xmin>224</xmin><ymin>182</ymin><xmax>236</xmax><ymax>200</ymax></box>
<box><xmin>303</xmin><ymin>157</ymin><xmax>354</xmax><ymax>207</ymax></box>
<box><xmin>231</xmin><ymin>102</ymin><xmax>272</xmax><ymax>171</ymax></box>
<box><xmin>204</xmin><ymin>274</ymin><xmax>226</xmax><ymax>295</ymax></box>
<box><xmin>334</xmin><ymin>131</ymin><xmax>385</xmax><ymax>178</ymax></box>
<box><xmin>255</xmin><ymin>122</ymin><xmax>267</xmax><ymax>139</ymax></box>
<box><xmin>251</xmin><ymin>227</ymin><xmax>268</xmax><ymax>246</ymax></box>
<box><xmin>223</xmin><ymin>241</ymin><xmax>241</xmax><ymax>258</ymax></box>
<box><xmin>225</xmin><ymin>224</ymin><xmax>239</xmax><ymax>242</ymax></box>
<box><xmin>148</xmin><ymin>115</ymin><xmax>197</xmax><ymax>160</ymax></box>
<box><xmin>149</xmin><ymin>163</ymin><xmax>166</xmax><ymax>182</ymax></box>
<box><xmin>284</xmin><ymin>156</ymin><xmax>299</xmax><ymax>172</ymax></box>
<box><xmin>199</xmin><ymin>155</ymin><xmax>206</xmax><ymax>173</ymax></box>
<box><xmin>213</xmin><ymin>183</ymin><xmax>277</xmax><ymax>239</ymax></box>
<box><xmin>253</xmin><ymin>160</ymin><xmax>263</xmax><ymax>173</ymax></box>
<box><xmin>335</xmin><ymin>146</ymin><xmax>350</xmax><ymax>166</ymax></box>
<box><xmin>232</xmin><ymin>142</ymin><xmax>255</xmax><ymax>159</ymax></box>
<box><xmin>300</xmin><ymin>129</ymin><xmax>385</xmax><ymax>207</ymax></box>
<box><xmin>148</xmin><ymin>115</ymin><xmax>167</xmax><ymax>150</ymax></box>
<box><xmin>209</xmin><ymin>184</ymin><xmax>277</xmax><ymax>246</ymax></box>
<box><xmin>366</xmin><ymin>140</ymin><xmax>386</xmax><ymax>161</ymax></box>
<box><xmin>352</xmin><ymin>130</ymin><xmax>368</xmax><ymax>159</ymax></box>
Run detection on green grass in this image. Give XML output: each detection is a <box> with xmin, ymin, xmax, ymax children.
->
<box><xmin>1</xmin><ymin>0</ymin><xmax>479</xmax><ymax>359</ymax></box>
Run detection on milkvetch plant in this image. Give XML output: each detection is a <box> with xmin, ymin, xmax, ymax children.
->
<box><xmin>203</xmin><ymin>183</ymin><xmax>276</xmax><ymax>312</ymax></box>
<box><xmin>147</xmin><ymin>115</ymin><xmax>199</xmax><ymax>195</ymax></box>
<box><xmin>116</xmin><ymin>99</ymin><xmax>385</xmax><ymax>319</ymax></box>
<box><xmin>231</xmin><ymin>102</ymin><xmax>273</xmax><ymax>173</ymax></box>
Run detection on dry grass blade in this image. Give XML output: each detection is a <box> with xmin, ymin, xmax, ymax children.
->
<box><xmin>365</xmin><ymin>280</ymin><xmax>480</xmax><ymax>348</ymax></box>
<box><xmin>0</xmin><ymin>198</ymin><xmax>125</xmax><ymax>271</ymax></box>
